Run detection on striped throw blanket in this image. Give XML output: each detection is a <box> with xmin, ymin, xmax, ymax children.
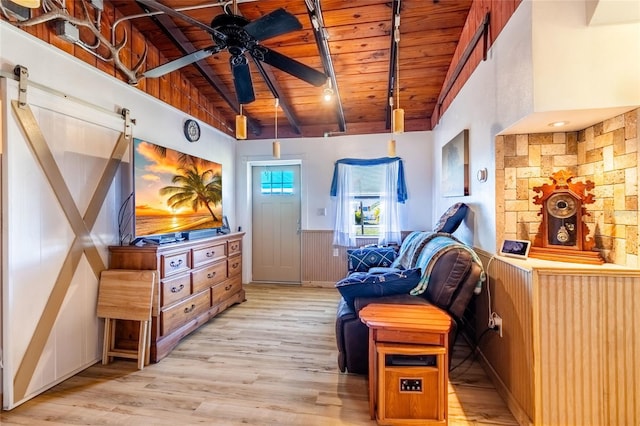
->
<box><xmin>391</xmin><ymin>231</ymin><xmax>485</xmax><ymax>296</ymax></box>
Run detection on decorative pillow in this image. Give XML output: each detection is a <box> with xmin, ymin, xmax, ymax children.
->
<box><xmin>368</xmin><ymin>266</ymin><xmax>402</xmax><ymax>274</ymax></box>
<box><xmin>347</xmin><ymin>247</ymin><xmax>398</xmax><ymax>273</ymax></box>
<box><xmin>336</xmin><ymin>268</ymin><xmax>422</xmax><ymax>309</ymax></box>
<box><xmin>433</xmin><ymin>202</ymin><xmax>469</xmax><ymax>233</ymax></box>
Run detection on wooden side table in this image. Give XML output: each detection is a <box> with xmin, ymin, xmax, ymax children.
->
<box><xmin>359</xmin><ymin>303</ymin><xmax>452</xmax><ymax>425</ymax></box>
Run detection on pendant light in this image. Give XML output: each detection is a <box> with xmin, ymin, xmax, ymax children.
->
<box><xmin>388</xmin><ymin>139</ymin><xmax>396</xmax><ymax>157</ymax></box>
<box><xmin>392</xmin><ymin>15</ymin><xmax>404</xmax><ymax>134</ymax></box>
<box><xmin>233</xmin><ymin>0</ymin><xmax>247</xmax><ymax>141</ymax></box>
<box><xmin>272</xmin><ymin>98</ymin><xmax>281</xmax><ymax>159</ymax></box>
<box><xmin>235</xmin><ymin>104</ymin><xmax>247</xmax><ymax>140</ymax></box>
<box><xmin>10</xmin><ymin>0</ymin><xmax>40</xmax><ymax>7</ymax></box>
<box><xmin>387</xmin><ymin>96</ymin><xmax>397</xmax><ymax>157</ymax></box>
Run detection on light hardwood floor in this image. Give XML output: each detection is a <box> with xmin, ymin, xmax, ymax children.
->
<box><xmin>1</xmin><ymin>284</ymin><xmax>518</xmax><ymax>425</ymax></box>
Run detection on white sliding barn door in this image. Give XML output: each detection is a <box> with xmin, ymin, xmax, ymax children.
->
<box><xmin>1</xmin><ymin>77</ymin><xmax>127</xmax><ymax>409</ymax></box>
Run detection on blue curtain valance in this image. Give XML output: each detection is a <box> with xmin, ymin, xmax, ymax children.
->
<box><xmin>329</xmin><ymin>157</ymin><xmax>407</xmax><ymax>203</ymax></box>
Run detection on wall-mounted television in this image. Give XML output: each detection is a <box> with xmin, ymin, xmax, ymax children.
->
<box><xmin>132</xmin><ymin>137</ymin><xmax>223</xmax><ymax>242</ymax></box>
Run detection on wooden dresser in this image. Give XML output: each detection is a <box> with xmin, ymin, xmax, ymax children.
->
<box><xmin>108</xmin><ymin>232</ymin><xmax>245</xmax><ymax>362</ymax></box>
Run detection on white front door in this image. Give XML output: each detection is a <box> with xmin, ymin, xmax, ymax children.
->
<box><xmin>251</xmin><ymin>165</ymin><xmax>301</xmax><ymax>283</ymax></box>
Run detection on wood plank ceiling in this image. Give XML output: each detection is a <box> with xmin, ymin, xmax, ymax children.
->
<box><xmin>109</xmin><ymin>0</ymin><xmax>473</xmax><ymax>139</ymax></box>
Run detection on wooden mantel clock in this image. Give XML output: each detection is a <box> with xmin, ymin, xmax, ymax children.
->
<box><xmin>530</xmin><ymin>170</ymin><xmax>604</xmax><ymax>264</ymax></box>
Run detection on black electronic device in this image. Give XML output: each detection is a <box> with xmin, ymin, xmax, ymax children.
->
<box><xmin>219</xmin><ymin>216</ymin><xmax>231</xmax><ymax>234</ymax></box>
<box><xmin>499</xmin><ymin>239</ymin><xmax>531</xmax><ymax>259</ymax></box>
<box><xmin>131</xmin><ymin>236</ymin><xmax>177</xmax><ymax>246</ymax></box>
<box><xmin>184</xmin><ymin>228</ymin><xmax>218</xmax><ymax>240</ymax></box>
<box><xmin>132</xmin><ymin>137</ymin><xmax>223</xmax><ymax>242</ymax></box>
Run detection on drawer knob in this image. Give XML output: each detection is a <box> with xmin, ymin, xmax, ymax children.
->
<box><xmin>184</xmin><ymin>304</ymin><xmax>195</xmax><ymax>314</ymax></box>
<box><xmin>207</xmin><ymin>272</ymin><xmax>216</xmax><ymax>279</ymax></box>
<box><xmin>206</xmin><ymin>251</ymin><xmax>215</xmax><ymax>257</ymax></box>
<box><xmin>170</xmin><ymin>284</ymin><xmax>184</xmax><ymax>293</ymax></box>
<box><xmin>225</xmin><ymin>284</ymin><xmax>233</xmax><ymax>291</ymax></box>
<box><xmin>170</xmin><ymin>259</ymin><xmax>183</xmax><ymax>268</ymax></box>
<box><xmin>231</xmin><ymin>262</ymin><xmax>239</xmax><ymax>269</ymax></box>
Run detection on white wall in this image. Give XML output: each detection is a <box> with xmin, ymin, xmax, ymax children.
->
<box><xmin>0</xmin><ymin>24</ymin><xmax>238</xmax><ymax>221</ymax></box>
<box><xmin>532</xmin><ymin>0</ymin><xmax>640</xmax><ymax>112</ymax></box>
<box><xmin>432</xmin><ymin>2</ymin><xmax>535</xmax><ymax>253</ymax></box>
<box><xmin>235</xmin><ymin>131</ymin><xmax>435</xmax><ymax>280</ymax></box>
<box><xmin>433</xmin><ymin>0</ymin><xmax>640</xmax><ymax>254</ymax></box>
<box><xmin>0</xmin><ymin>22</ymin><xmax>236</xmax><ymax>409</ymax></box>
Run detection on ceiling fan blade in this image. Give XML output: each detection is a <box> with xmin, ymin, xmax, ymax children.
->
<box><xmin>243</xmin><ymin>8</ymin><xmax>302</xmax><ymax>42</ymax></box>
<box><xmin>143</xmin><ymin>47</ymin><xmax>219</xmax><ymax>78</ymax></box>
<box><xmin>136</xmin><ymin>0</ymin><xmax>228</xmax><ymax>42</ymax></box>
<box><xmin>258</xmin><ymin>47</ymin><xmax>326</xmax><ymax>87</ymax></box>
<box><xmin>231</xmin><ymin>55</ymin><xmax>255</xmax><ymax>104</ymax></box>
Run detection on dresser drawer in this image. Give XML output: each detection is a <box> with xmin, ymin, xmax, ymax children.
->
<box><xmin>160</xmin><ymin>290</ymin><xmax>210</xmax><ymax>336</ymax></box>
<box><xmin>227</xmin><ymin>255</ymin><xmax>242</xmax><ymax>277</ymax></box>
<box><xmin>160</xmin><ymin>274</ymin><xmax>191</xmax><ymax>307</ymax></box>
<box><xmin>211</xmin><ymin>275</ymin><xmax>242</xmax><ymax>305</ymax></box>
<box><xmin>193</xmin><ymin>242</ymin><xmax>227</xmax><ymax>268</ymax></box>
<box><xmin>192</xmin><ymin>260</ymin><xmax>227</xmax><ymax>293</ymax></box>
<box><xmin>228</xmin><ymin>239</ymin><xmax>242</xmax><ymax>257</ymax></box>
<box><xmin>161</xmin><ymin>250</ymin><xmax>190</xmax><ymax>278</ymax></box>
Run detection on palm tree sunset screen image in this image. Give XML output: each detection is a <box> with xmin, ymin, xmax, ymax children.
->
<box><xmin>133</xmin><ymin>138</ymin><xmax>223</xmax><ymax>237</ymax></box>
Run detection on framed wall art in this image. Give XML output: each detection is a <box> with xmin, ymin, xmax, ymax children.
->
<box><xmin>441</xmin><ymin>129</ymin><xmax>469</xmax><ymax>197</ymax></box>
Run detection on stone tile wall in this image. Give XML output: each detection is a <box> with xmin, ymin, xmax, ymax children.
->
<box><xmin>496</xmin><ymin>108</ymin><xmax>639</xmax><ymax>266</ymax></box>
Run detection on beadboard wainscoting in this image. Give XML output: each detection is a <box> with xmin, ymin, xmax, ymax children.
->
<box><xmin>301</xmin><ymin>230</ymin><xmax>414</xmax><ymax>287</ymax></box>
<box><xmin>475</xmin><ymin>252</ymin><xmax>640</xmax><ymax>426</ymax></box>
<box><xmin>301</xmin><ymin>230</ymin><xmax>378</xmax><ymax>287</ymax></box>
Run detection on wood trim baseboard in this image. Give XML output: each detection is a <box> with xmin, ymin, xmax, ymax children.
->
<box><xmin>301</xmin><ymin>281</ymin><xmax>336</xmax><ymax>289</ymax></box>
<box><xmin>475</xmin><ymin>347</ymin><xmax>532</xmax><ymax>426</ymax></box>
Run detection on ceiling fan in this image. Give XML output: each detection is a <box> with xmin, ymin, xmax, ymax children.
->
<box><xmin>137</xmin><ymin>0</ymin><xmax>327</xmax><ymax>105</ymax></box>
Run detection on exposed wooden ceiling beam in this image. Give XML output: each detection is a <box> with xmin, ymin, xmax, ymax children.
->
<box><xmin>135</xmin><ymin>0</ymin><xmax>264</xmax><ymax>136</ymax></box>
<box><xmin>306</xmin><ymin>0</ymin><xmax>346</xmax><ymax>133</ymax></box>
<box><xmin>251</xmin><ymin>57</ymin><xmax>302</xmax><ymax>135</ymax></box>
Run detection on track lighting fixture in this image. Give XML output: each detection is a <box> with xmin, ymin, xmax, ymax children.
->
<box><xmin>323</xmin><ymin>78</ymin><xmax>333</xmax><ymax>102</ymax></box>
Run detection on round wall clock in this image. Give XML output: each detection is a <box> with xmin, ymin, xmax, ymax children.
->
<box><xmin>183</xmin><ymin>119</ymin><xmax>201</xmax><ymax>142</ymax></box>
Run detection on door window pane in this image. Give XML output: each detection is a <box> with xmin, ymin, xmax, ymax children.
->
<box><xmin>261</xmin><ymin>170</ymin><xmax>295</xmax><ymax>195</ymax></box>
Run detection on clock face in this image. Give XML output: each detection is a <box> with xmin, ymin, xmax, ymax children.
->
<box><xmin>546</xmin><ymin>193</ymin><xmax>577</xmax><ymax>218</ymax></box>
<box><xmin>184</xmin><ymin>119</ymin><xmax>200</xmax><ymax>142</ymax></box>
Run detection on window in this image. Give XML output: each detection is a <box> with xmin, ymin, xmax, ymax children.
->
<box><xmin>260</xmin><ymin>170</ymin><xmax>294</xmax><ymax>195</ymax></box>
<box><xmin>331</xmin><ymin>157</ymin><xmax>407</xmax><ymax>247</ymax></box>
<box><xmin>349</xmin><ymin>164</ymin><xmax>383</xmax><ymax>237</ymax></box>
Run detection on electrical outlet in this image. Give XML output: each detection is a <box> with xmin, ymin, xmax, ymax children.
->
<box><xmin>332</xmin><ymin>248</ymin><xmax>339</xmax><ymax>257</ymax></box>
<box><xmin>493</xmin><ymin>314</ymin><xmax>503</xmax><ymax>338</ymax></box>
